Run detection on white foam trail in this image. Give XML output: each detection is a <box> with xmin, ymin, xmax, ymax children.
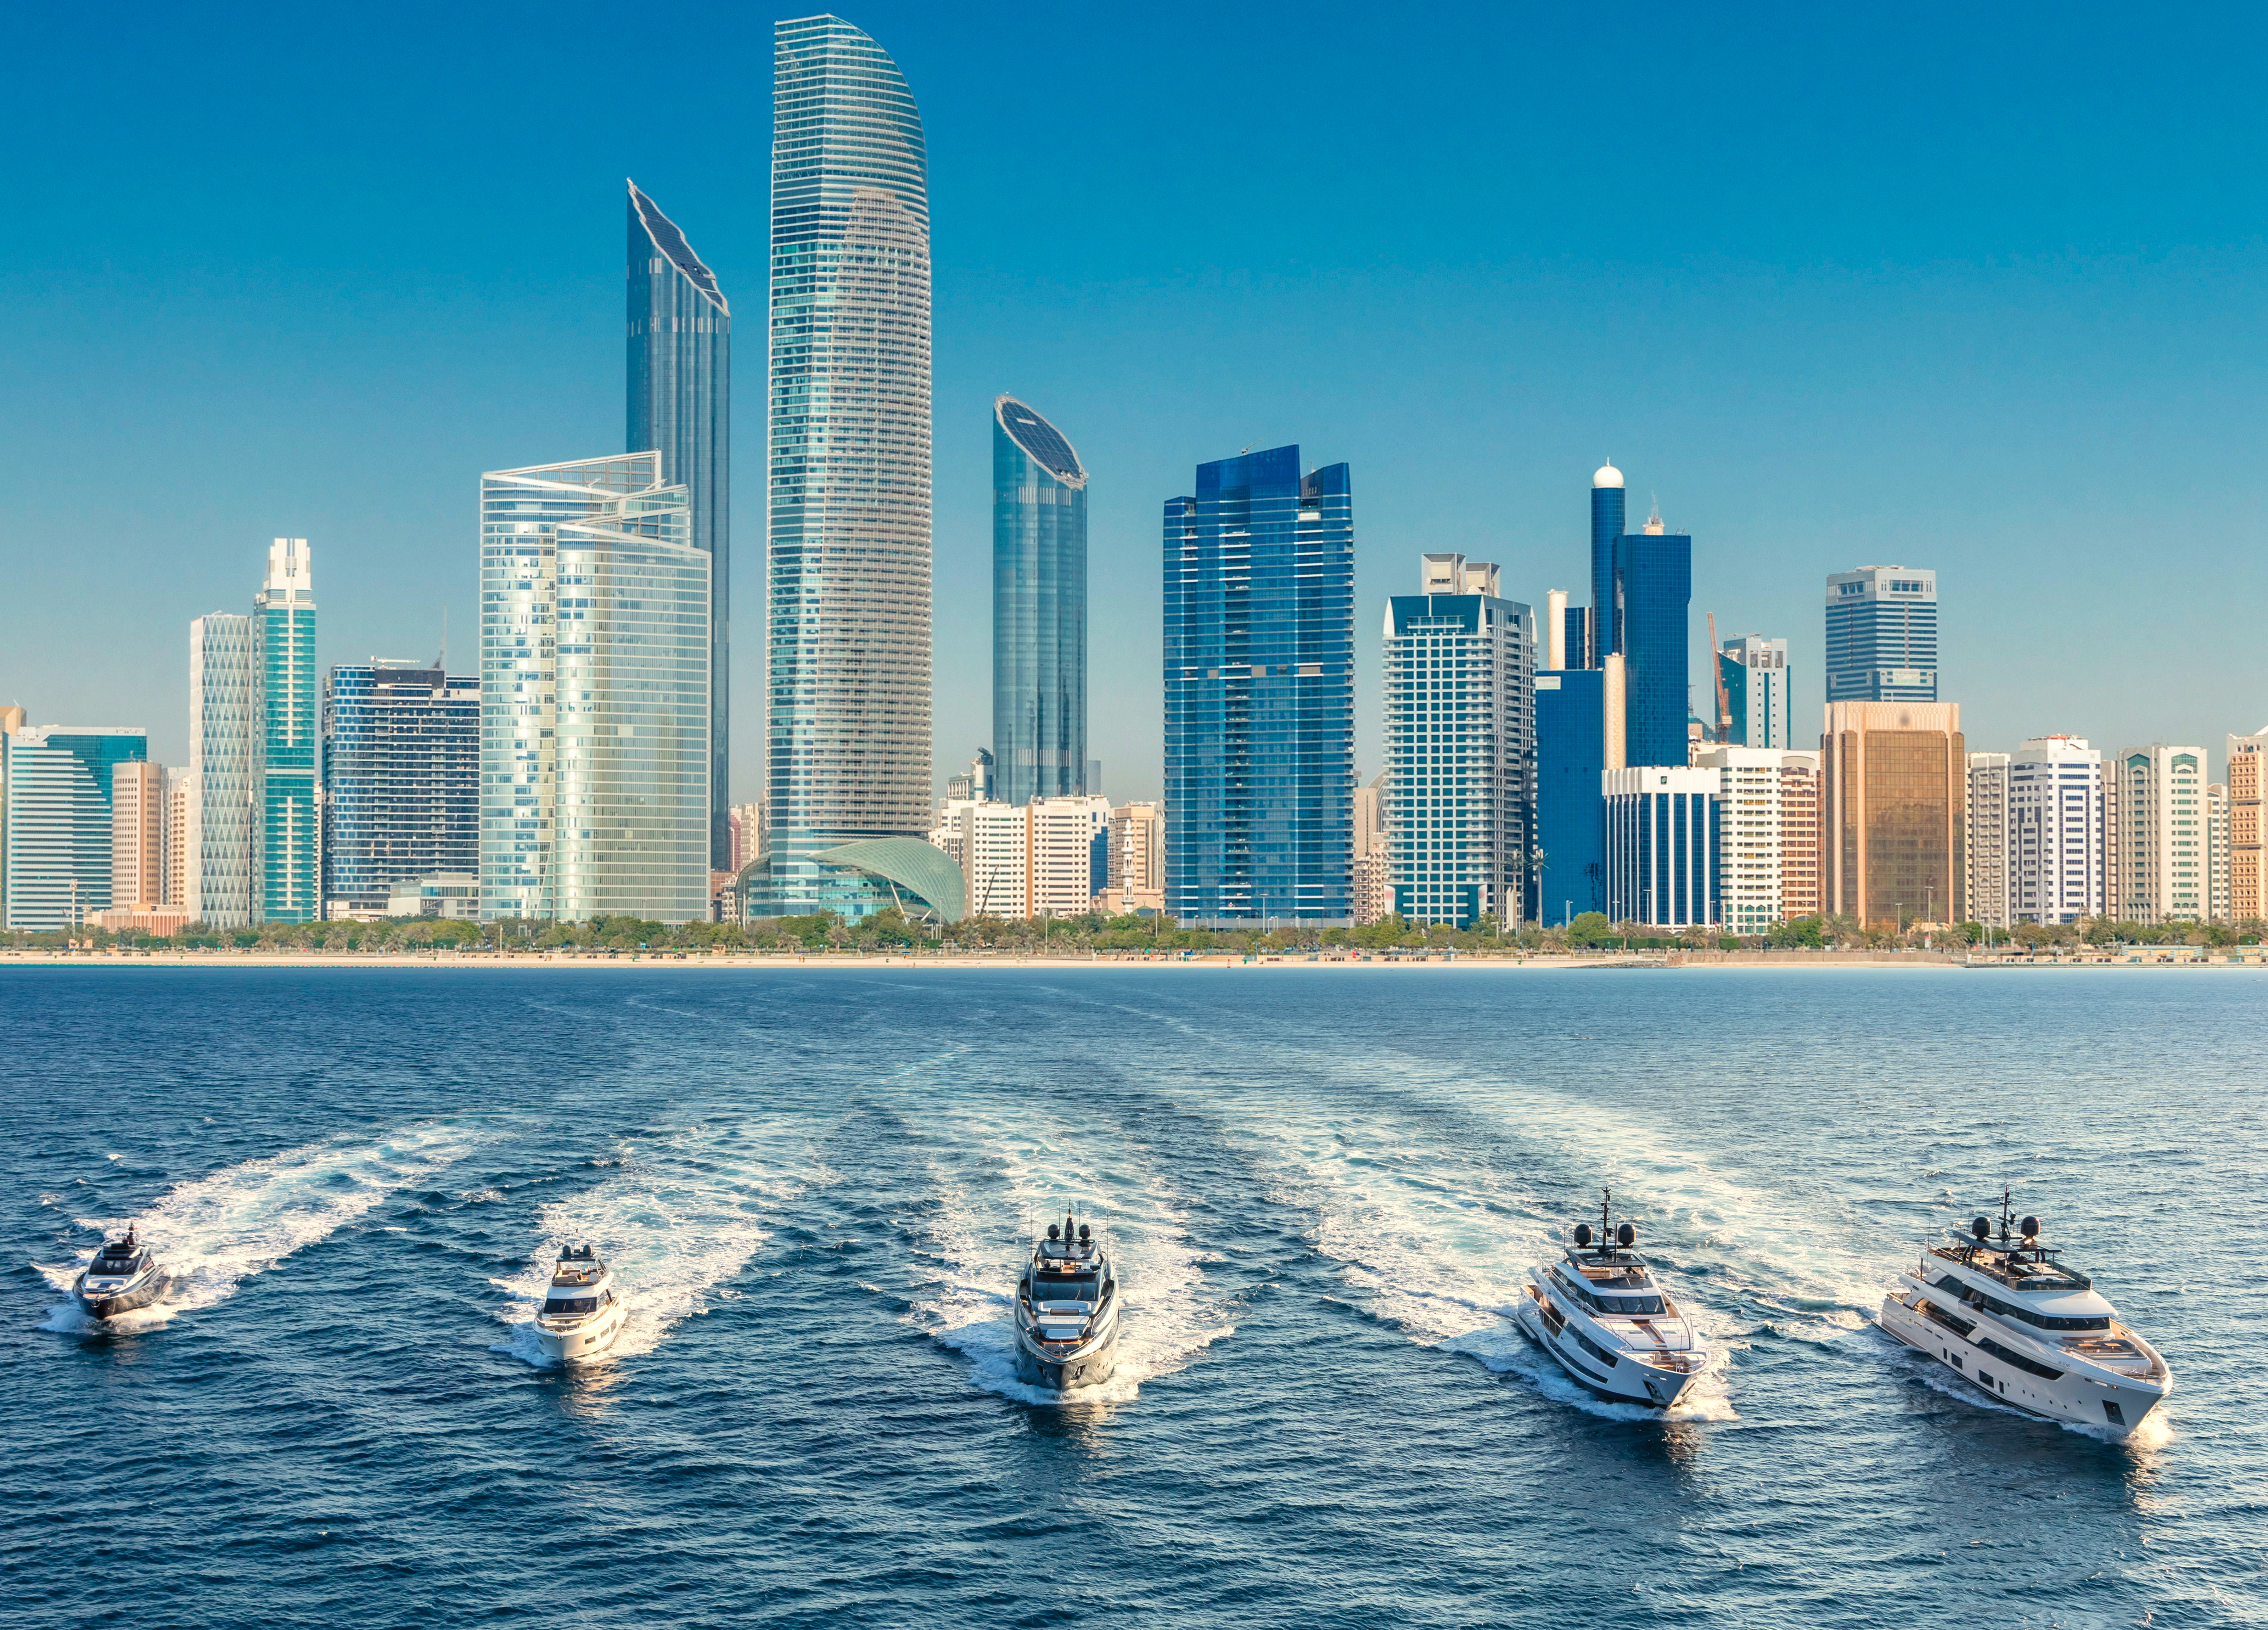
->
<box><xmin>907</xmin><ymin>1106</ymin><xmax>1233</xmax><ymax>1406</ymax></box>
<box><xmin>490</xmin><ymin>1120</ymin><xmax>809</xmax><ymax>1367</ymax></box>
<box><xmin>35</xmin><ymin>1119</ymin><xmax>500</xmax><ymax>1333</ymax></box>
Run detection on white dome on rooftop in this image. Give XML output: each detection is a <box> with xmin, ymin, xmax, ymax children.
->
<box><xmin>1593</xmin><ymin>462</ymin><xmax>1624</xmax><ymax>489</ymax></box>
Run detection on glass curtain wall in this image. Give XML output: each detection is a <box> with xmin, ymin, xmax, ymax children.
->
<box><xmin>190</xmin><ymin>612</ymin><xmax>258</xmax><ymax>927</ymax></box>
<box><xmin>255</xmin><ymin>538</ymin><xmax>319</xmax><ymax>923</ymax></box>
<box><xmin>758</xmin><ymin>16</ymin><xmax>931</xmax><ymax>920</ymax></box>
<box><xmin>1163</xmin><ymin>445</ymin><xmax>1354</xmax><ymax>924</ymax></box>
<box><xmin>627</xmin><ymin>181</ymin><xmax>730</xmax><ymax>869</ymax></box>
<box><xmin>991</xmin><ymin>394</ymin><xmax>1088</xmax><ymax>806</ymax></box>
<box><xmin>478</xmin><ymin>455</ymin><xmax>708</xmax><ymax>924</ymax></box>
<box><xmin>1</xmin><ymin>729</ymin><xmax>147</xmax><ymax>931</ymax></box>
<box><xmin>322</xmin><ymin>664</ymin><xmax>480</xmax><ymax>913</ymax></box>
<box><xmin>1615</xmin><ymin>532</ymin><xmax>1691</xmax><ymax>768</ymax></box>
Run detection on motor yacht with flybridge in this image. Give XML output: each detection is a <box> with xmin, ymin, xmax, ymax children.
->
<box><xmin>533</xmin><ymin>1242</ymin><xmax>625</xmax><ymax>1363</ymax></box>
<box><xmin>1879</xmin><ymin>1190</ymin><xmax>2169</xmax><ymax>1435</ymax></box>
<box><xmin>1013</xmin><ymin>1211</ymin><xmax>1121</xmax><ymax>1393</ymax></box>
<box><xmin>72</xmin><ymin>1225</ymin><xmax>171</xmax><ymax>1321</ymax></box>
<box><xmin>1512</xmin><ymin>1192</ymin><xmax>1710</xmax><ymax>1409</ymax></box>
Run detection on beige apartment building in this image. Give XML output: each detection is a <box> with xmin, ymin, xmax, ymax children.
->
<box><xmin>1779</xmin><ymin>753</ymin><xmax>1821</xmax><ymax>921</ymax></box>
<box><xmin>2229</xmin><ymin>727</ymin><xmax>2267</xmax><ymax>922</ymax></box>
<box><xmin>2107</xmin><ymin>744</ymin><xmax>2208</xmax><ymax>924</ymax></box>
<box><xmin>1096</xmin><ymin>800</ymin><xmax>1165</xmax><ymax>915</ymax></box>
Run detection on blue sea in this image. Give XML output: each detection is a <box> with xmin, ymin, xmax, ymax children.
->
<box><xmin>4</xmin><ymin>965</ymin><xmax>2262</xmax><ymax>1627</ymax></box>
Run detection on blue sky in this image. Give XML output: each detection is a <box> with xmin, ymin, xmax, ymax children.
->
<box><xmin>5</xmin><ymin>1</ymin><xmax>2266</xmax><ymax>800</ymax></box>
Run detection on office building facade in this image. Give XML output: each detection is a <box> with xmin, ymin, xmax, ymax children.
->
<box><xmin>1</xmin><ymin>727</ymin><xmax>147</xmax><ymax>932</ymax></box>
<box><xmin>1965</xmin><ymin>752</ymin><xmax>2012</xmax><ymax>927</ymax></box>
<box><xmin>189</xmin><ymin>611</ymin><xmax>258</xmax><ymax>927</ymax></box>
<box><xmin>628</xmin><ymin>180</ymin><xmax>732</xmax><ymax>870</ymax></box>
<box><xmin>322</xmin><ymin>663</ymin><xmax>480</xmax><ymax>916</ymax></box>
<box><xmin>478</xmin><ymin>454</ymin><xmax>709</xmax><ymax>924</ymax></box>
<box><xmin>1615</xmin><ymin>512</ymin><xmax>1692</xmax><ymax>770</ymax></box>
<box><xmin>1825</xmin><ymin>566</ymin><xmax>1938</xmax><ymax>704</ymax></box>
<box><xmin>164</xmin><ymin>766</ymin><xmax>193</xmax><ymax>909</ymax></box>
<box><xmin>1821</xmin><ymin>701</ymin><xmax>1965</xmax><ymax>927</ymax></box>
<box><xmin>758</xmin><ymin>15</ymin><xmax>932</xmax><ymax>920</ymax></box>
<box><xmin>1163</xmin><ymin>445</ymin><xmax>1354</xmax><ymax>924</ymax></box>
<box><xmin>1383</xmin><ymin>554</ymin><xmax>1533</xmax><ymax>927</ymax></box>
<box><xmin>1692</xmin><ymin>746</ymin><xmax>1790</xmax><ymax>935</ymax></box>
<box><xmin>2209</xmin><ymin>782</ymin><xmax>2231</xmax><ymax>923</ymax></box>
<box><xmin>1351</xmin><ymin>775</ymin><xmax>1391</xmax><ymax>925</ymax></box>
<box><xmin>1100</xmin><ymin>799</ymin><xmax>1166</xmax><ymax>916</ymax></box>
<box><xmin>1533</xmin><ymin>663</ymin><xmax>1622</xmax><ymax>924</ymax></box>
<box><xmin>2107</xmin><ymin>744</ymin><xmax>2207</xmax><ymax>924</ymax></box>
<box><xmin>1719</xmin><ymin>635</ymin><xmax>1790</xmax><ymax>748</ymax></box>
<box><xmin>992</xmin><ymin>395</ymin><xmax>1088</xmax><ymax>805</ymax></box>
<box><xmin>1604</xmin><ymin>766</ymin><xmax>1718</xmax><ymax>928</ymax></box>
<box><xmin>929</xmin><ymin>794</ymin><xmax>1109</xmax><ymax>919</ymax></box>
<box><xmin>110</xmin><ymin>759</ymin><xmax>165</xmax><ymax>911</ymax></box>
<box><xmin>254</xmin><ymin>539</ymin><xmax>319</xmax><ymax>924</ymax></box>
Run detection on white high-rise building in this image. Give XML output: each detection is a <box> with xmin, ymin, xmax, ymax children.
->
<box><xmin>929</xmin><ymin>795</ymin><xmax>1108</xmax><ymax>919</ymax></box>
<box><xmin>1384</xmin><ymin>553</ymin><xmax>1534</xmax><ymax>927</ymax></box>
<box><xmin>2209</xmin><ymin>782</ymin><xmax>2230</xmax><ymax>923</ymax></box>
<box><xmin>2007</xmin><ymin>737</ymin><xmax>2104</xmax><ymax>926</ymax></box>
<box><xmin>1692</xmin><ymin>747</ymin><xmax>1788</xmax><ymax>935</ymax></box>
<box><xmin>1965</xmin><ymin>752</ymin><xmax>2012</xmax><ymax>927</ymax></box>
<box><xmin>164</xmin><ymin>766</ymin><xmax>194</xmax><ymax>909</ymax></box>
<box><xmin>189</xmin><ymin>612</ymin><xmax>258</xmax><ymax>927</ymax></box>
<box><xmin>477</xmin><ymin>454</ymin><xmax>708</xmax><ymax>924</ymax></box>
<box><xmin>2109</xmin><ymin>744</ymin><xmax>2208</xmax><ymax>924</ymax></box>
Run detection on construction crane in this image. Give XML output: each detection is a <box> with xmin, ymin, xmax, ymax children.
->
<box><xmin>1707</xmin><ymin>612</ymin><xmax>1733</xmax><ymax>744</ymax></box>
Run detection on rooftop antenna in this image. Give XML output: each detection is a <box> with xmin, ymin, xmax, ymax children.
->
<box><xmin>436</xmin><ymin>606</ymin><xmax>448</xmax><ymax>673</ymax></box>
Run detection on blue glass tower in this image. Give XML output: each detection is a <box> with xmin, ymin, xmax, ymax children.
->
<box><xmin>1533</xmin><ymin>669</ymin><xmax>1608</xmax><ymax>923</ymax></box>
<box><xmin>628</xmin><ymin>180</ymin><xmax>730</xmax><ymax>869</ymax></box>
<box><xmin>1587</xmin><ymin>462</ymin><xmax>1624</xmax><ymax>665</ymax></box>
<box><xmin>1163</xmin><ymin>446</ymin><xmax>1353</xmax><ymax>924</ymax></box>
<box><xmin>992</xmin><ymin>395</ymin><xmax>1087</xmax><ymax>805</ymax></box>
<box><xmin>322</xmin><ymin>663</ymin><xmax>480</xmax><ymax>914</ymax></box>
<box><xmin>0</xmin><ymin>727</ymin><xmax>147</xmax><ymax>931</ymax></box>
<box><xmin>1615</xmin><ymin>523</ymin><xmax>1691</xmax><ymax>768</ymax></box>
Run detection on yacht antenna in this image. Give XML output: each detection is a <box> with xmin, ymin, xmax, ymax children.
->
<box><xmin>1600</xmin><ymin>1188</ymin><xmax>1613</xmax><ymax>1258</ymax></box>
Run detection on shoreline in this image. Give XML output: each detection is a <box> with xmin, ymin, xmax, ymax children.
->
<box><xmin>2</xmin><ymin>948</ymin><xmax>2254</xmax><ymax>972</ymax></box>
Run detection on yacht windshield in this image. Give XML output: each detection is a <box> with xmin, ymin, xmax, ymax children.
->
<box><xmin>1032</xmin><ymin>1275</ymin><xmax>1098</xmax><ymax>1303</ymax></box>
<box><xmin>1599</xmin><ymin>1294</ymin><xmax>1664</xmax><ymax>1315</ymax></box>
<box><xmin>543</xmin><ymin>1296</ymin><xmax>598</xmax><ymax>1317</ymax></box>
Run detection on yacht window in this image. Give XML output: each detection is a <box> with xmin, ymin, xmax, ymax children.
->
<box><xmin>1033</xmin><ymin>1275</ymin><xmax>1098</xmax><ymax>1302</ymax></box>
<box><xmin>1976</xmin><ymin>1337</ymin><xmax>2064</xmax><ymax>1381</ymax></box>
<box><xmin>543</xmin><ymin>1296</ymin><xmax>598</xmax><ymax>1316</ymax></box>
<box><xmin>1603</xmin><ymin>1295</ymin><xmax>1663</xmax><ymax>1315</ymax></box>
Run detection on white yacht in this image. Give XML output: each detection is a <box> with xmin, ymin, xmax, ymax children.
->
<box><xmin>1013</xmin><ymin>1212</ymin><xmax>1121</xmax><ymax>1393</ymax></box>
<box><xmin>72</xmin><ymin>1225</ymin><xmax>171</xmax><ymax>1321</ymax></box>
<box><xmin>1512</xmin><ymin>1193</ymin><xmax>1710</xmax><ymax>1410</ymax></box>
<box><xmin>1879</xmin><ymin>1193</ymin><xmax>2170</xmax><ymax>1435</ymax></box>
<box><xmin>532</xmin><ymin>1242</ymin><xmax>625</xmax><ymax>1364</ymax></box>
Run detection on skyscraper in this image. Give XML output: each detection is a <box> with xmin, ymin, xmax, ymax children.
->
<box><xmin>478</xmin><ymin>454</ymin><xmax>708</xmax><ymax>924</ymax></box>
<box><xmin>1164</xmin><ymin>445</ymin><xmax>1354</xmax><ymax>924</ymax></box>
<box><xmin>1533</xmin><ymin>666</ymin><xmax>1614</xmax><ymax>923</ymax></box>
<box><xmin>1965</xmin><ymin>751</ymin><xmax>2012</xmax><ymax>927</ymax></box>
<box><xmin>992</xmin><ymin>395</ymin><xmax>1088</xmax><ymax>806</ymax></box>
<box><xmin>1718</xmin><ymin>635</ymin><xmax>1790</xmax><ymax>748</ymax></box>
<box><xmin>1</xmin><ymin>727</ymin><xmax>147</xmax><ymax>932</ymax></box>
<box><xmin>2107</xmin><ymin>743</ymin><xmax>2207</xmax><ymax>924</ymax></box>
<box><xmin>627</xmin><ymin>180</ymin><xmax>731</xmax><ymax>870</ymax></box>
<box><xmin>1821</xmin><ymin>701</ymin><xmax>1966</xmax><ymax>927</ymax></box>
<box><xmin>1604</xmin><ymin>766</ymin><xmax>1719</xmax><ymax>927</ymax></box>
<box><xmin>110</xmin><ymin>760</ymin><xmax>165</xmax><ymax>910</ymax></box>
<box><xmin>1587</xmin><ymin>463</ymin><xmax>1624</xmax><ymax>667</ymax></box>
<box><xmin>322</xmin><ymin>662</ymin><xmax>480</xmax><ymax>916</ymax></box>
<box><xmin>1383</xmin><ymin>554</ymin><xmax>1532</xmax><ymax>928</ymax></box>
<box><xmin>2008</xmin><ymin>736</ymin><xmax>2104</xmax><ymax>926</ymax></box>
<box><xmin>254</xmin><ymin>538</ymin><xmax>319</xmax><ymax>924</ymax></box>
<box><xmin>1825</xmin><ymin>566</ymin><xmax>1939</xmax><ymax>703</ymax></box>
<box><xmin>756</xmin><ymin>15</ymin><xmax>932</xmax><ymax>921</ymax></box>
<box><xmin>189</xmin><ymin>611</ymin><xmax>257</xmax><ymax>927</ymax></box>
<box><xmin>1614</xmin><ymin>510</ymin><xmax>1692</xmax><ymax>770</ymax></box>
<box><xmin>2228</xmin><ymin>725</ymin><xmax>2268</xmax><ymax>923</ymax></box>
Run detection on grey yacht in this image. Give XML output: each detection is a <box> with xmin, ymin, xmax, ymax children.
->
<box><xmin>1013</xmin><ymin>1212</ymin><xmax>1121</xmax><ymax>1393</ymax></box>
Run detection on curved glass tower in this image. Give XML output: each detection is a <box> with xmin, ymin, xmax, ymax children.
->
<box><xmin>627</xmin><ymin>180</ymin><xmax>730</xmax><ymax>870</ymax></box>
<box><xmin>992</xmin><ymin>394</ymin><xmax>1087</xmax><ymax>806</ymax></box>
<box><xmin>757</xmin><ymin>14</ymin><xmax>931</xmax><ymax>919</ymax></box>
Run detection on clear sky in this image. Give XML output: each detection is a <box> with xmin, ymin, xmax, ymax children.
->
<box><xmin>5</xmin><ymin>1</ymin><xmax>2265</xmax><ymax>801</ymax></box>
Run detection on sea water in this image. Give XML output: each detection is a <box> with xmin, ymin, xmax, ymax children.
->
<box><xmin>4</xmin><ymin>966</ymin><xmax>2261</xmax><ymax>1626</ymax></box>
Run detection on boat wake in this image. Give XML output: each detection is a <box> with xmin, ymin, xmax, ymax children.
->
<box><xmin>36</xmin><ymin>1118</ymin><xmax>500</xmax><ymax>1334</ymax></box>
<box><xmin>490</xmin><ymin>1120</ymin><xmax>809</xmax><ymax>1367</ymax></box>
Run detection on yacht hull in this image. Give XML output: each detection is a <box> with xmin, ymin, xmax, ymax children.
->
<box><xmin>72</xmin><ymin>1271</ymin><xmax>170</xmax><ymax>1322</ymax></box>
<box><xmin>1513</xmin><ymin>1293</ymin><xmax>1698</xmax><ymax>1410</ymax></box>
<box><xmin>535</xmin><ymin>1302</ymin><xmax>626</xmax><ymax>1365</ymax></box>
<box><xmin>1014</xmin><ymin>1313</ymin><xmax>1119</xmax><ymax>1394</ymax></box>
<box><xmin>1878</xmin><ymin>1292</ymin><xmax>2167</xmax><ymax>1435</ymax></box>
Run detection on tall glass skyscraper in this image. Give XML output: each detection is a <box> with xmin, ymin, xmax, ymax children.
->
<box><xmin>1587</xmin><ymin>462</ymin><xmax>1624</xmax><ymax>666</ymax></box>
<box><xmin>992</xmin><ymin>394</ymin><xmax>1088</xmax><ymax>806</ymax></box>
<box><xmin>254</xmin><ymin>538</ymin><xmax>319</xmax><ymax>923</ymax></box>
<box><xmin>478</xmin><ymin>454</ymin><xmax>708</xmax><ymax>924</ymax></box>
<box><xmin>322</xmin><ymin>663</ymin><xmax>479</xmax><ymax>914</ymax></box>
<box><xmin>627</xmin><ymin>180</ymin><xmax>731</xmax><ymax>870</ymax></box>
<box><xmin>755</xmin><ymin>15</ymin><xmax>931</xmax><ymax>921</ymax></box>
<box><xmin>189</xmin><ymin>611</ymin><xmax>257</xmax><ymax>926</ymax></box>
<box><xmin>1825</xmin><ymin>565</ymin><xmax>1938</xmax><ymax>703</ymax></box>
<box><xmin>1164</xmin><ymin>445</ymin><xmax>1354</xmax><ymax>924</ymax></box>
<box><xmin>0</xmin><ymin>727</ymin><xmax>147</xmax><ymax>931</ymax></box>
<box><xmin>1615</xmin><ymin>516</ymin><xmax>1691</xmax><ymax>768</ymax></box>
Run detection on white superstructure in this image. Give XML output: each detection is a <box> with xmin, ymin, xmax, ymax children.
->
<box><xmin>1512</xmin><ymin>1195</ymin><xmax>1711</xmax><ymax>1410</ymax></box>
<box><xmin>532</xmin><ymin>1242</ymin><xmax>626</xmax><ymax>1364</ymax></box>
<box><xmin>1878</xmin><ymin>1197</ymin><xmax>2169</xmax><ymax>1436</ymax></box>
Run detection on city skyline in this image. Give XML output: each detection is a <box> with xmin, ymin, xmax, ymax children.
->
<box><xmin>9</xmin><ymin>5</ymin><xmax>2266</xmax><ymax>802</ymax></box>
